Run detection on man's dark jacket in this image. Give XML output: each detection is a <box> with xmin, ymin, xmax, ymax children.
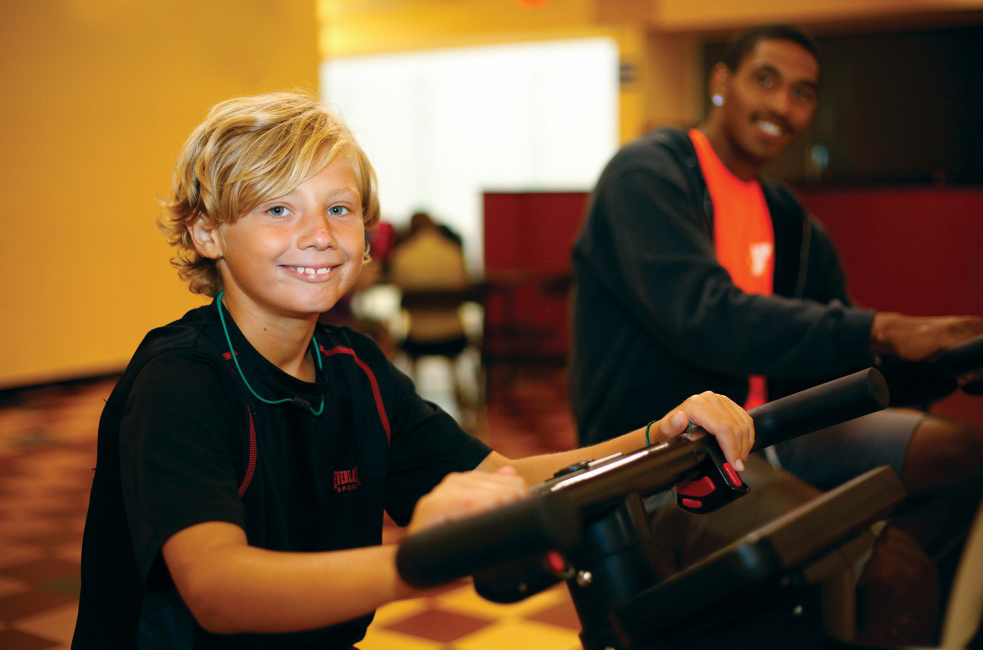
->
<box><xmin>570</xmin><ymin>128</ymin><xmax>876</xmax><ymax>445</ymax></box>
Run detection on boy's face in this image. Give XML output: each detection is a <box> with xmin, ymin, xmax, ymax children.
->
<box><xmin>197</xmin><ymin>156</ymin><xmax>365</xmax><ymax>322</ymax></box>
<box><xmin>716</xmin><ymin>38</ymin><xmax>819</xmax><ymax>166</ymax></box>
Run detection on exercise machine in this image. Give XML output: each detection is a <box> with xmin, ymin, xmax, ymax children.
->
<box><xmin>396</xmin><ymin>335</ymin><xmax>983</xmax><ymax>649</ymax></box>
<box><xmin>398</xmin><ymin>368</ymin><xmax>892</xmax><ymax>648</ymax></box>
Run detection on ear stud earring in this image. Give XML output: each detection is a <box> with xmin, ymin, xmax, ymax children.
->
<box><xmin>711</xmin><ymin>94</ymin><xmax>725</xmax><ymax>107</ymax></box>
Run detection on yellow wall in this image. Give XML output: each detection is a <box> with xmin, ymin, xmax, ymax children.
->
<box><xmin>0</xmin><ymin>0</ymin><xmax>318</xmax><ymax>387</ymax></box>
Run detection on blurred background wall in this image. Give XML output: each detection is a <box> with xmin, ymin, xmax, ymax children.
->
<box><xmin>2</xmin><ymin>0</ymin><xmax>982</xmax><ymax>389</ymax></box>
<box><xmin>0</xmin><ymin>0</ymin><xmax>319</xmax><ymax>388</ymax></box>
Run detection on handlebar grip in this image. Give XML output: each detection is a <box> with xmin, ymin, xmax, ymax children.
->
<box><xmin>395</xmin><ymin>492</ymin><xmax>580</xmax><ymax>588</ymax></box>
<box><xmin>750</xmin><ymin>368</ymin><xmax>889</xmax><ymax>451</ymax></box>
<box><xmin>935</xmin><ymin>334</ymin><xmax>983</xmax><ymax>377</ymax></box>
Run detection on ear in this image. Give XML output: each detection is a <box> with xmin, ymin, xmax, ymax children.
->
<box><xmin>708</xmin><ymin>62</ymin><xmax>731</xmax><ymax>101</ymax></box>
<box><xmin>188</xmin><ymin>218</ymin><xmax>224</xmax><ymax>260</ymax></box>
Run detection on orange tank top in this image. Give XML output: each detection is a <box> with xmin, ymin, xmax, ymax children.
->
<box><xmin>689</xmin><ymin>128</ymin><xmax>774</xmax><ymax>409</ymax></box>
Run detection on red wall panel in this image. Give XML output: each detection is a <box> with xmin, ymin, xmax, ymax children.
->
<box><xmin>482</xmin><ymin>192</ymin><xmax>588</xmax><ymax>362</ymax></box>
<box><xmin>483</xmin><ymin>192</ymin><xmax>588</xmax><ymax>273</ymax></box>
<box><xmin>797</xmin><ymin>188</ymin><xmax>983</xmax><ymax>318</ymax></box>
<box><xmin>481</xmin><ymin>187</ymin><xmax>983</xmax><ymax>424</ymax></box>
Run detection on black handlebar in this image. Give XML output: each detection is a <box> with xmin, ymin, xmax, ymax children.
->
<box><xmin>395</xmin><ymin>490</ymin><xmax>580</xmax><ymax>588</ymax></box>
<box><xmin>395</xmin><ymin>368</ymin><xmax>889</xmax><ymax>588</ymax></box>
<box><xmin>749</xmin><ymin>367</ymin><xmax>889</xmax><ymax>450</ymax></box>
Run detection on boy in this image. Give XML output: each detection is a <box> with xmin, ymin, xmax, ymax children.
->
<box><xmin>72</xmin><ymin>92</ymin><xmax>753</xmax><ymax>649</ymax></box>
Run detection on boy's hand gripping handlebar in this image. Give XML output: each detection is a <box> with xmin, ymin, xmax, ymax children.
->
<box><xmin>396</xmin><ymin>368</ymin><xmax>890</xmax><ymax>589</ymax></box>
<box><xmin>395</xmin><ymin>489</ymin><xmax>580</xmax><ymax>589</ymax></box>
<box><xmin>675</xmin><ymin>366</ymin><xmax>890</xmax><ymax>513</ymax></box>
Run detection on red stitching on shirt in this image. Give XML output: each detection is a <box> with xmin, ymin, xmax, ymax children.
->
<box><xmin>319</xmin><ymin>345</ymin><xmax>391</xmax><ymax>442</ymax></box>
<box><xmin>238</xmin><ymin>407</ymin><xmax>257</xmax><ymax>497</ymax></box>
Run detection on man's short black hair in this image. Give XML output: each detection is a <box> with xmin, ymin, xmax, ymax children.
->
<box><xmin>721</xmin><ymin>24</ymin><xmax>821</xmax><ymax>72</ymax></box>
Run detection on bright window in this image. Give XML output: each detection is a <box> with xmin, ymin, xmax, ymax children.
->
<box><xmin>321</xmin><ymin>38</ymin><xmax>619</xmax><ymax>270</ymax></box>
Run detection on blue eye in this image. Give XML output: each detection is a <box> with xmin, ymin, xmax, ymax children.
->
<box><xmin>267</xmin><ymin>205</ymin><xmax>290</xmax><ymax>217</ymax></box>
<box><xmin>328</xmin><ymin>205</ymin><xmax>351</xmax><ymax>217</ymax></box>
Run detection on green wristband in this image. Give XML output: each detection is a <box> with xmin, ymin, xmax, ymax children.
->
<box><xmin>645</xmin><ymin>420</ymin><xmax>657</xmax><ymax>446</ymax></box>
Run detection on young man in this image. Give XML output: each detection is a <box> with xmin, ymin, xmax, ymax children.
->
<box><xmin>71</xmin><ymin>92</ymin><xmax>753</xmax><ymax>649</ymax></box>
<box><xmin>569</xmin><ymin>24</ymin><xmax>982</xmax><ymax>643</ymax></box>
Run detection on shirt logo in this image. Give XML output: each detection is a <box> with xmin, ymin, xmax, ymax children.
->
<box><xmin>333</xmin><ymin>467</ymin><xmax>361</xmax><ymax>493</ymax></box>
<box><xmin>749</xmin><ymin>242</ymin><xmax>774</xmax><ymax>277</ymax></box>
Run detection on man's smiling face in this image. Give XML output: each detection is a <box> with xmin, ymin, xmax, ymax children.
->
<box><xmin>716</xmin><ymin>38</ymin><xmax>820</xmax><ymax>168</ymax></box>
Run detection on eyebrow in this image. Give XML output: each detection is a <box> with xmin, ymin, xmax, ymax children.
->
<box><xmin>260</xmin><ymin>186</ymin><xmax>361</xmax><ymax>205</ymax></box>
<box><xmin>328</xmin><ymin>187</ymin><xmax>359</xmax><ymax>197</ymax></box>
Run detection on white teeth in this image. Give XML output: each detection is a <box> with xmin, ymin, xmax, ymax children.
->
<box><xmin>288</xmin><ymin>266</ymin><xmax>331</xmax><ymax>276</ymax></box>
<box><xmin>756</xmin><ymin>120</ymin><xmax>782</xmax><ymax>137</ymax></box>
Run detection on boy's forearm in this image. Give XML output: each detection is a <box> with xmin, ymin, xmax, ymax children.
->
<box><xmin>485</xmin><ymin>393</ymin><xmax>752</xmax><ymax>485</ymax></box>
<box><xmin>169</xmin><ymin>535</ymin><xmax>416</xmax><ymax>635</ymax></box>
<box><xmin>482</xmin><ymin>426</ymin><xmax>648</xmax><ymax>486</ymax></box>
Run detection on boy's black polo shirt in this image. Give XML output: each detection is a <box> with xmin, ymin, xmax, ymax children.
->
<box><xmin>73</xmin><ymin>300</ymin><xmax>491</xmax><ymax>649</ymax></box>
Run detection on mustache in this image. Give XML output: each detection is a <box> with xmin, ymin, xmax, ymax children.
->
<box><xmin>751</xmin><ymin>112</ymin><xmax>793</xmax><ymax>134</ymax></box>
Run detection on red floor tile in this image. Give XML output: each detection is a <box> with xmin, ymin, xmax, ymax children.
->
<box><xmin>0</xmin><ymin>558</ymin><xmax>80</xmax><ymax>584</ymax></box>
<box><xmin>0</xmin><ymin>588</ymin><xmax>75</xmax><ymax>622</ymax></box>
<box><xmin>0</xmin><ymin>628</ymin><xmax>61</xmax><ymax>650</ymax></box>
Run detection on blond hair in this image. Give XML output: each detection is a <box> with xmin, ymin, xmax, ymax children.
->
<box><xmin>160</xmin><ymin>92</ymin><xmax>380</xmax><ymax>296</ymax></box>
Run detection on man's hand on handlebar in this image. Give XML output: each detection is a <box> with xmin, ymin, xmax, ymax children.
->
<box><xmin>871</xmin><ymin>313</ymin><xmax>983</xmax><ymax>362</ymax></box>
<box><xmin>407</xmin><ymin>467</ymin><xmax>530</xmax><ymax>536</ymax></box>
<box><xmin>649</xmin><ymin>392</ymin><xmax>755</xmax><ymax>472</ymax></box>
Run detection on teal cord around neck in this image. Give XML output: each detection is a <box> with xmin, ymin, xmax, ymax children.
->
<box><xmin>216</xmin><ymin>291</ymin><xmax>324</xmax><ymax>416</ymax></box>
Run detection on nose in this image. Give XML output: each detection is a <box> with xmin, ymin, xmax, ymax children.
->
<box><xmin>298</xmin><ymin>212</ymin><xmax>337</xmax><ymax>250</ymax></box>
<box><xmin>766</xmin><ymin>87</ymin><xmax>792</xmax><ymax>116</ymax></box>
